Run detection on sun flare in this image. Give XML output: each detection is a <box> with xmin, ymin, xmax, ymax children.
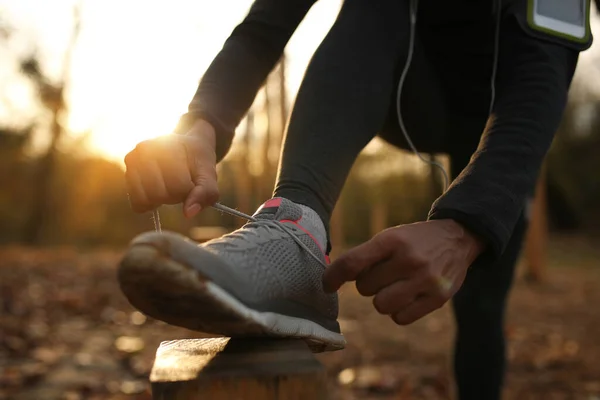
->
<box><xmin>2</xmin><ymin>0</ymin><xmax>599</xmax><ymax>165</ymax></box>
<box><xmin>60</xmin><ymin>0</ymin><xmax>341</xmax><ymax>163</ymax></box>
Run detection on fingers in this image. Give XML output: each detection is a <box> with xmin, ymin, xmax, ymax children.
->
<box><xmin>157</xmin><ymin>149</ymin><xmax>194</xmax><ymax>203</ymax></box>
<box><xmin>355</xmin><ymin>256</ymin><xmax>418</xmax><ymax>297</ymax></box>
<box><xmin>125</xmin><ymin>146</ymin><xmax>167</xmax><ymax>213</ymax></box>
<box><xmin>373</xmin><ymin>273</ymin><xmax>452</xmax><ymax>325</ymax></box>
<box><xmin>391</xmin><ymin>295</ymin><xmax>446</xmax><ymax>326</ymax></box>
<box><xmin>323</xmin><ymin>231</ymin><xmax>398</xmax><ymax>293</ymax></box>
<box><xmin>182</xmin><ymin>137</ymin><xmax>219</xmax><ymax>217</ymax></box>
<box><xmin>183</xmin><ymin>177</ymin><xmax>219</xmax><ymax>218</ymax></box>
<box><xmin>371</xmin><ymin>278</ymin><xmax>420</xmax><ymax>315</ymax></box>
<box><xmin>355</xmin><ymin>255</ymin><xmax>454</xmax><ymax>324</ymax></box>
<box><xmin>125</xmin><ymin>169</ymin><xmax>149</xmax><ymax>213</ymax></box>
<box><xmin>125</xmin><ymin>137</ymin><xmax>198</xmax><ymax>214</ymax></box>
<box><xmin>329</xmin><ymin>221</ymin><xmax>471</xmax><ymax>326</ymax></box>
<box><xmin>137</xmin><ymin>159</ymin><xmax>168</xmax><ymax>205</ymax></box>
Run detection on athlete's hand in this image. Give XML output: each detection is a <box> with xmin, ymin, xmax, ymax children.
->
<box><xmin>124</xmin><ymin>119</ymin><xmax>219</xmax><ymax>218</ymax></box>
<box><xmin>323</xmin><ymin>219</ymin><xmax>484</xmax><ymax>325</ymax></box>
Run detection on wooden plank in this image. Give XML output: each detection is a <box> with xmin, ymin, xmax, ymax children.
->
<box><xmin>150</xmin><ymin>338</ymin><xmax>329</xmax><ymax>400</ymax></box>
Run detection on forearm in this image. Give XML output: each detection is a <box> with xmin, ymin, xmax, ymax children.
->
<box><xmin>175</xmin><ymin>0</ymin><xmax>316</xmax><ymax>161</ymax></box>
<box><xmin>429</xmin><ymin>15</ymin><xmax>579</xmax><ymax>262</ymax></box>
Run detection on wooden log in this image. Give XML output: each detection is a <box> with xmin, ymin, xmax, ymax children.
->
<box><xmin>150</xmin><ymin>338</ymin><xmax>329</xmax><ymax>400</ymax></box>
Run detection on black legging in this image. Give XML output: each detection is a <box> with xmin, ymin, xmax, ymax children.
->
<box><xmin>449</xmin><ymin>151</ymin><xmax>525</xmax><ymax>400</ymax></box>
<box><xmin>273</xmin><ymin>1</ymin><xmax>524</xmax><ymax>398</ymax></box>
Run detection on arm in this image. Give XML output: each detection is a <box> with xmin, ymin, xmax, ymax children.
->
<box><xmin>428</xmin><ymin>13</ymin><xmax>579</xmax><ymax>263</ymax></box>
<box><xmin>175</xmin><ymin>0</ymin><xmax>317</xmax><ymax>161</ymax></box>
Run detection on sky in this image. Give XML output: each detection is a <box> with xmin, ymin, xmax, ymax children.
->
<box><xmin>0</xmin><ymin>0</ymin><xmax>599</xmax><ymax>162</ymax></box>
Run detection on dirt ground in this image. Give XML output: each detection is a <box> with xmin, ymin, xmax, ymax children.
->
<box><xmin>1</xmin><ymin>235</ymin><xmax>599</xmax><ymax>400</ymax></box>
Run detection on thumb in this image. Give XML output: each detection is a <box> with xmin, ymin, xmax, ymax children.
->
<box><xmin>183</xmin><ymin>174</ymin><xmax>219</xmax><ymax>218</ymax></box>
<box><xmin>323</xmin><ymin>233</ymin><xmax>393</xmax><ymax>293</ymax></box>
<box><xmin>181</xmin><ymin>136</ymin><xmax>219</xmax><ymax>218</ymax></box>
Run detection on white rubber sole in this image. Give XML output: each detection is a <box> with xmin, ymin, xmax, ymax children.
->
<box><xmin>118</xmin><ymin>244</ymin><xmax>346</xmax><ymax>353</ymax></box>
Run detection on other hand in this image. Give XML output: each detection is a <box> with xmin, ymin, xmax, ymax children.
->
<box><xmin>124</xmin><ymin>119</ymin><xmax>219</xmax><ymax>218</ymax></box>
<box><xmin>323</xmin><ymin>219</ymin><xmax>484</xmax><ymax>325</ymax></box>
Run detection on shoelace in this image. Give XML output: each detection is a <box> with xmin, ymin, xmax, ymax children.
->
<box><xmin>152</xmin><ymin>205</ymin><xmax>327</xmax><ymax>267</ymax></box>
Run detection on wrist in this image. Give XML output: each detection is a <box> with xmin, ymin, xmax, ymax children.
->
<box><xmin>446</xmin><ymin>219</ymin><xmax>486</xmax><ymax>263</ymax></box>
<box><xmin>186</xmin><ymin>119</ymin><xmax>217</xmax><ymax>151</ymax></box>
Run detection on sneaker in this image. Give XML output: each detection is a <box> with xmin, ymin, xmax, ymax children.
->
<box><xmin>118</xmin><ymin>198</ymin><xmax>345</xmax><ymax>352</ymax></box>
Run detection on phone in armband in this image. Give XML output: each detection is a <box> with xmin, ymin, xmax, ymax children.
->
<box><xmin>529</xmin><ymin>0</ymin><xmax>590</xmax><ymax>41</ymax></box>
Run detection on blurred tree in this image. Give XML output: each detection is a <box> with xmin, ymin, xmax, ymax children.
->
<box><xmin>0</xmin><ymin>127</ymin><xmax>33</xmax><ymax>242</ymax></box>
<box><xmin>260</xmin><ymin>72</ymin><xmax>273</xmax><ymax>201</ymax></box>
<box><xmin>20</xmin><ymin>3</ymin><xmax>81</xmax><ymax>244</ymax></box>
<box><xmin>547</xmin><ymin>98</ymin><xmax>600</xmax><ymax>231</ymax></box>
<box><xmin>525</xmin><ymin>166</ymin><xmax>548</xmax><ymax>282</ymax></box>
<box><xmin>0</xmin><ymin>7</ymin><xmax>598</xmax><ymax>249</ymax></box>
<box><xmin>237</xmin><ymin>109</ymin><xmax>255</xmax><ymax>216</ymax></box>
<box><xmin>226</xmin><ymin>57</ymin><xmax>288</xmax><ymax>218</ymax></box>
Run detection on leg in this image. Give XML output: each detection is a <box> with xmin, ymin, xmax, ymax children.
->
<box><xmin>450</xmin><ymin>151</ymin><xmax>527</xmax><ymax>400</ymax></box>
<box><xmin>274</xmin><ymin>0</ymin><xmax>418</xmax><ymax>237</ymax></box>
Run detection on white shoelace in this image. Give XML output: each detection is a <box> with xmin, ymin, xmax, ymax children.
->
<box><xmin>152</xmin><ymin>205</ymin><xmax>327</xmax><ymax>267</ymax></box>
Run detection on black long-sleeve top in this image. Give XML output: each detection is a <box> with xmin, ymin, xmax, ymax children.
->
<box><xmin>175</xmin><ymin>0</ymin><xmax>589</xmax><ymax>263</ymax></box>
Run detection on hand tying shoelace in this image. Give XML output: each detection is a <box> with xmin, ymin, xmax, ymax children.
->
<box><xmin>151</xmin><ymin>206</ymin><xmax>327</xmax><ymax>267</ymax></box>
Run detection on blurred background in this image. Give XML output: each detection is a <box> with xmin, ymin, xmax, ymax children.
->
<box><xmin>1</xmin><ymin>1</ymin><xmax>599</xmax><ymax>399</ymax></box>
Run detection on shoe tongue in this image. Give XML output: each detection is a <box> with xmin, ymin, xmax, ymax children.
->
<box><xmin>252</xmin><ymin>198</ymin><xmax>302</xmax><ymax>221</ymax></box>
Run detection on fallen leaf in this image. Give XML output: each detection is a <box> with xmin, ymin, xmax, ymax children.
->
<box><xmin>115</xmin><ymin>336</ymin><xmax>145</xmax><ymax>353</ymax></box>
<box><xmin>120</xmin><ymin>380</ymin><xmax>147</xmax><ymax>394</ymax></box>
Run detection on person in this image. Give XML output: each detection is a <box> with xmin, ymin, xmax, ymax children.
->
<box><xmin>118</xmin><ymin>0</ymin><xmax>593</xmax><ymax>398</ymax></box>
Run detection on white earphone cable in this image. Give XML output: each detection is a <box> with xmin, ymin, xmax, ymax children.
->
<box><xmin>396</xmin><ymin>0</ymin><xmax>450</xmax><ymax>191</ymax></box>
<box><xmin>152</xmin><ymin>0</ymin><xmax>502</xmax><ymax>232</ymax></box>
<box><xmin>395</xmin><ymin>0</ymin><xmax>501</xmax><ymax>193</ymax></box>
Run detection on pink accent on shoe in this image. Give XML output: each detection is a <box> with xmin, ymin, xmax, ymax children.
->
<box><xmin>263</xmin><ymin>198</ymin><xmax>282</xmax><ymax>208</ymax></box>
<box><xmin>325</xmin><ymin>255</ymin><xmax>331</xmax><ymax>265</ymax></box>
<box><xmin>280</xmin><ymin>219</ymin><xmax>326</xmax><ymax>257</ymax></box>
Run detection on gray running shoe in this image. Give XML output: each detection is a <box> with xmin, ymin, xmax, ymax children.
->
<box><xmin>118</xmin><ymin>198</ymin><xmax>345</xmax><ymax>352</ymax></box>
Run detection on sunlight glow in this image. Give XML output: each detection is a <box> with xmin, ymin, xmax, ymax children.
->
<box><xmin>63</xmin><ymin>0</ymin><xmax>341</xmax><ymax>162</ymax></box>
<box><xmin>1</xmin><ymin>0</ymin><xmax>598</xmax><ymax>164</ymax></box>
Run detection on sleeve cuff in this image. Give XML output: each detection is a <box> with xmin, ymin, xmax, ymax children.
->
<box><xmin>428</xmin><ymin>207</ymin><xmax>504</xmax><ymax>269</ymax></box>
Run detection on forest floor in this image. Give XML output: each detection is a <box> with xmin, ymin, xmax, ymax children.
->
<box><xmin>1</xmin><ymin>234</ymin><xmax>599</xmax><ymax>400</ymax></box>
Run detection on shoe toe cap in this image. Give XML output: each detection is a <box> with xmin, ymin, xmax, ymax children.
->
<box><xmin>130</xmin><ymin>230</ymin><xmax>194</xmax><ymax>254</ymax></box>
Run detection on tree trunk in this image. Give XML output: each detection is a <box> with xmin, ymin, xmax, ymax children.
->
<box><xmin>22</xmin><ymin>4</ymin><xmax>80</xmax><ymax>244</ymax></box>
<box><xmin>330</xmin><ymin>201</ymin><xmax>345</xmax><ymax>254</ymax></box>
<box><xmin>261</xmin><ymin>77</ymin><xmax>273</xmax><ymax>201</ymax></box>
<box><xmin>22</xmin><ymin>117</ymin><xmax>61</xmax><ymax>244</ymax></box>
<box><xmin>237</xmin><ymin>111</ymin><xmax>255</xmax><ymax>217</ymax></box>
<box><xmin>525</xmin><ymin>165</ymin><xmax>548</xmax><ymax>283</ymax></box>
<box><xmin>278</xmin><ymin>57</ymin><xmax>288</xmax><ymax>136</ymax></box>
